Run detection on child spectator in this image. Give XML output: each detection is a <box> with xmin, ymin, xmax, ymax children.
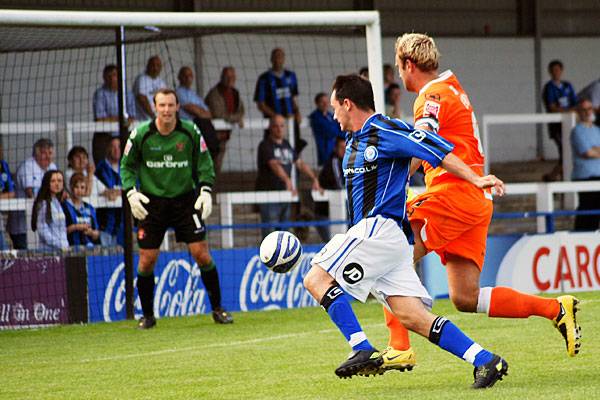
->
<box><xmin>62</xmin><ymin>173</ymin><xmax>100</xmax><ymax>248</ymax></box>
<box><xmin>66</xmin><ymin>145</ymin><xmax>112</xmax><ymax>198</ymax></box>
<box><xmin>31</xmin><ymin>170</ymin><xmax>69</xmax><ymax>251</ymax></box>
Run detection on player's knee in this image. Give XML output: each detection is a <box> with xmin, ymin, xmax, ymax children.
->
<box><xmin>451</xmin><ymin>293</ymin><xmax>478</xmax><ymax>312</ymax></box>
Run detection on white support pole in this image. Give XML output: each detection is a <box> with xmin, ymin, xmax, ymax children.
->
<box><xmin>327</xmin><ymin>190</ymin><xmax>347</xmax><ymax>235</ymax></box>
<box><xmin>219</xmin><ymin>193</ymin><xmax>234</xmax><ymax>249</ymax></box>
<box><xmin>365</xmin><ymin>15</ymin><xmax>385</xmax><ymax>113</ymax></box>
<box><xmin>482</xmin><ymin>116</ymin><xmax>490</xmax><ymax>174</ymax></box>
<box><xmin>562</xmin><ymin>112</ymin><xmax>578</xmax><ymax>210</ymax></box>
<box><xmin>536</xmin><ymin>184</ymin><xmax>553</xmax><ymax>233</ymax></box>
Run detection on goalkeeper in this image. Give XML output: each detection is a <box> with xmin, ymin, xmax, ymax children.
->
<box><xmin>121</xmin><ymin>88</ymin><xmax>233</xmax><ymax>329</ymax></box>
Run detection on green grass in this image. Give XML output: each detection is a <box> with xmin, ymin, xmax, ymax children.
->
<box><xmin>1</xmin><ymin>292</ymin><xmax>598</xmax><ymax>400</ymax></box>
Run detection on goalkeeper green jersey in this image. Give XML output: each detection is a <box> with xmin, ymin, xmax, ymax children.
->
<box><xmin>120</xmin><ymin>119</ymin><xmax>215</xmax><ymax>198</ymax></box>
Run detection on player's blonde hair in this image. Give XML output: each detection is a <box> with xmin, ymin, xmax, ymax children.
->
<box><xmin>395</xmin><ymin>33</ymin><xmax>439</xmax><ymax>72</ymax></box>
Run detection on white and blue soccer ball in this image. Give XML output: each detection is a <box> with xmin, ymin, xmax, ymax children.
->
<box><xmin>259</xmin><ymin>231</ymin><xmax>303</xmax><ymax>274</ymax></box>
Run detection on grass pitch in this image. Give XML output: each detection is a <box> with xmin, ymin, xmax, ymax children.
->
<box><xmin>1</xmin><ymin>292</ymin><xmax>598</xmax><ymax>400</ymax></box>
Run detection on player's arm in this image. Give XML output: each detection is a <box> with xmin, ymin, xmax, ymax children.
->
<box><xmin>440</xmin><ymin>153</ymin><xmax>505</xmax><ymax>196</ymax></box>
<box><xmin>120</xmin><ymin>133</ymin><xmax>140</xmax><ymax>193</ymax></box>
<box><xmin>193</xmin><ymin>126</ymin><xmax>216</xmax><ymax>189</ymax></box>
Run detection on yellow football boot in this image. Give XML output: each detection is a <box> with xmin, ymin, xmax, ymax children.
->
<box><xmin>553</xmin><ymin>295</ymin><xmax>581</xmax><ymax>357</ymax></box>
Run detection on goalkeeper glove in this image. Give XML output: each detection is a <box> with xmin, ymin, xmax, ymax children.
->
<box><xmin>126</xmin><ymin>188</ymin><xmax>150</xmax><ymax>220</ymax></box>
<box><xmin>194</xmin><ymin>186</ymin><xmax>212</xmax><ymax>220</ymax></box>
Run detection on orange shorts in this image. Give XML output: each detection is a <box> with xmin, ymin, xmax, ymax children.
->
<box><xmin>407</xmin><ymin>179</ymin><xmax>493</xmax><ymax>270</ymax></box>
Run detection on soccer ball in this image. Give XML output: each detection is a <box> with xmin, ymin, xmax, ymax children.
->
<box><xmin>259</xmin><ymin>231</ymin><xmax>303</xmax><ymax>273</ymax></box>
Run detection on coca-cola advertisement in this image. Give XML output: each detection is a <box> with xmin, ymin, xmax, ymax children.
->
<box><xmin>0</xmin><ymin>256</ymin><xmax>69</xmax><ymax>329</ymax></box>
<box><xmin>86</xmin><ymin>245</ymin><xmax>322</xmax><ymax>323</ymax></box>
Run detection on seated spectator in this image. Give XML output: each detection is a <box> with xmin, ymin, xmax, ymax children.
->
<box><xmin>62</xmin><ymin>173</ymin><xmax>100</xmax><ymax>248</ymax></box>
<box><xmin>133</xmin><ymin>55</ymin><xmax>166</xmax><ymax>121</ymax></box>
<box><xmin>176</xmin><ymin>66</ymin><xmax>220</xmax><ymax>162</ymax></box>
<box><xmin>66</xmin><ymin>146</ymin><xmax>112</xmax><ymax>199</ymax></box>
<box><xmin>309</xmin><ymin>92</ymin><xmax>344</xmax><ymax>167</ymax></box>
<box><xmin>385</xmin><ymin>83</ymin><xmax>404</xmax><ymax>119</ymax></box>
<box><xmin>571</xmin><ymin>99</ymin><xmax>600</xmax><ymax>231</ymax></box>
<box><xmin>95</xmin><ymin>137</ymin><xmax>123</xmax><ymax>247</ymax></box>
<box><xmin>359</xmin><ymin>67</ymin><xmax>369</xmax><ymax>79</ymax></box>
<box><xmin>205</xmin><ymin>66</ymin><xmax>245</xmax><ymax>174</ymax></box>
<box><xmin>92</xmin><ymin>64</ymin><xmax>136</xmax><ymax>164</ymax></box>
<box><xmin>7</xmin><ymin>138</ymin><xmax>57</xmax><ymax>250</ymax></box>
<box><xmin>256</xmin><ymin>115</ymin><xmax>322</xmax><ymax>237</ymax></box>
<box><xmin>542</xmin><ymin>59</ymin><xmax>578</xmax><ymax>181</ymax></box>
<box><xmin>0</xmin><ymin>140</ymin><xmax>15</xmax><ymax>250</ymax></box>
<box><xmin>31</xmin><ymin>170</ymin><xmax>69</xmax><ymax>251</ymax></box>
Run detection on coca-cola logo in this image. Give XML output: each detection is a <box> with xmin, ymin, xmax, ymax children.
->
<box><xmin>102</xmin><ymin>259</ymin><xmax>207</xmax><ymax>322</ymax></box>
<box><xmin>239</xmin><ymin>252</ymin><xmax>318</xmax><ymax>311</ymax></box>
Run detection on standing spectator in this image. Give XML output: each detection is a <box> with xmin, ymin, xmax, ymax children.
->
<box><xmin>314</xmin><ymin>136</ymin><xmax>346</xmax><ymax>241</ymax></box>
<box><xmin>385</xmin><ymin>83</ymin><xmax>404</xmax><ymax>119</ymax></box>
<box><xmin>92</xmin><ymin>64</ymin><xmax>136</xmax><ymax>164</ymax></box>
<box><xmin>65</xmin><ymin>146</ymin><xmax>111</xmax><ymax>199</ymax></box>
<box><xmin>31</xmin><ymin>170</ymin><xmax>69</xmax><ymax>252</ymax></box>
<box><xmin>542</xmin><ymin>60</ymin><xmax>578</xmax><ymax>181</ymax></box>
<box><xmin>62</xmin><ymin>173</ymin><xmax>100</xmax><ymax>248</ymax></box>
<box><xmin>254</xmin><ymin>48</ymin><xmax>306</xmax><ymax>154</ymax></box>
<box><xmin>205</xmin><ymin>66</ymin><xmax>245</xmax><ymax>174</ymax></box>
<box><xmin>0</xmin><ymin>141</ymin><xmax>15</xmax><ymax>250</ymax></box>
<box><xmin>256</xmin><ymin>115</ymin><xmax>322</xmax><ymax>237</ymax></box>
<box><xmin>7</xmin><ymin>138</ymin><xmax>57</xmax><ymax>249</ymax></box>
<box><xmin>121</xmin><ymin>88</ymin><xmax>233</xmax><ymax>328</ymax></box>
<box><xmin>309</xmin><ymin>92</ymin><xmax>344</xmax><ymax>167</ymax></box>
<box><xmin>578</xmin><ymin>78</ymin><xmax>600</xmax><ymax>126</ymax></box>
<box><xmin>133</xmin><ymin>55</ymin><xmax>167</xmax><ymax>121</ymax></box>
<box><xmin>95</xmin><ymin>137</ymin><xmax>123</xmax><ymax>247</ymax></box>
<box><xmin>571</xmin><ymin>99</ymin><xmax>600</xmax><ymax>231</ymax></box>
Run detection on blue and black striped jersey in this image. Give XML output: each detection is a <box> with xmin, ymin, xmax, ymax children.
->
<box><xmin>343</xmin><ymin>113</ymin><xmax>454</xmax><ymax>238</ymax></box>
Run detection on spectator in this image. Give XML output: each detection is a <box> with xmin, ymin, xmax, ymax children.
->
<box><xmin>383</xmin><ymin>63</ymin><xmax>396</xmax><ymax>89</ymax></box>
<box><xmin>176</xmin><ymin>66</ymin><xmax>220</xmax><ymax>163</ymax></box>
<box><xmin>359</xmin><ymin>67</ymin><xmax>369</xmax><ymax>79</ymax></box>
<box><xmin>65</xmin><ymin>146</ymin><xmax>112</xmax><ymax>199</ymax></box>
<box><xmin>578</xmin><ymin>78</ymin><xmax>600</xmax><ymax>126</ymax></box>
<box><xmin>309</xmin><ymin>92</ymin><xmax>344</xmax><ymax>167</ymax></box>
<box><xmin>385</xmin><ymin>83</ymin><xmax>404</xmax><ymax>119</ymax></box>
<box><xmin>254</xmin><ymin>48</ymin><xmax>306</xmax><ymax>154</ymax></box>
<box><xmin>314</xmin><ymin>136</ymin><xmax>346</xmax><ymax>241</ymax></box>
<box><xmin>256</xmin><ymin>115</ymin><xmax>322</xmax><ymax>237</ymax></box>
<box><xmin>176</xmin><ymin>66</ymin><xmax>212</xmax><ymax>121</ymax></box>
<box><xmin>62</xmin><ymin>173</ymin><xmax>100</xmax><ymax>248</ymax></box>
<box><xmin>542</xmin><ymin>60</ymin><xmax>578</xmax><ymax>181</ymax></box>
<box><xmin>571</xmin><ymin>99</ymin><xmax>600</xmax><ymax>231</ymax></box>
<box><xmin>7</xmin><ymin>138</ymin><xmax>57</xmax><ymax>249</ymax></box>
<box><xmin>92</xmin><ymin>64</ymin><xmax>136</xmax><ymax>164</ymax></box>
<box><xmin>205</xmin><ymin>66</ymin><xmax>245</xmax><ymax>174</ymax></box>
<box><xmin>95</xmin><ymin>137</ymin><xmax>123</xmax><ymax>247</ymax></box>
<box><xmin>31</xmin><ymin>170</ymin><xmax>69</xmax><ymax>251</ymax></box>
<box><xmin>133</xmin><ymin>55</ymin><xmax>167</xmax><ymax>121</ymax></box>
<box><xmin>0</xmin><ymin>141</ymin><xmax>15</xmax><ymax>250</ymax></box>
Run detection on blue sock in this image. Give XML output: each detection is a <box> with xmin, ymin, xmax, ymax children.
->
<box><xmin>428</xmin><ymin>316</ymin><xmax>494</xmax><ymax>367</ymax></box>
<box><xmin>320</xmin><ymin>285</ymin><xmax>373</xmax><ymax>351</ymax></box>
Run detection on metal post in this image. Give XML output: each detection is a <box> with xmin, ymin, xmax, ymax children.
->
<box><xmin>116</xmin><ymin>26</ymin><xmax>134</xmax><ymax>320</ymax></box>
<box><xmin>533</xmin><ymin>0</ymin><xmax>544</xmax><ymax>160</ymax></box>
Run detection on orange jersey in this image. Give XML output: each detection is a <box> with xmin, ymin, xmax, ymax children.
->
<box><xmin>413</xmin><ymin>70</ymin><xmax>485</xmax><ymax>187</ymax></box>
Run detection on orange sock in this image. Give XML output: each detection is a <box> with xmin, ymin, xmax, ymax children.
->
<box><xmin>488</xmin><ymin>286</ymin><xmax>559</xmax><ymax>320</ymax></box>
<box><xmin>383</xmin><ymin>306</ymin><xmax>411</xmax><ymax>350</ymax></box>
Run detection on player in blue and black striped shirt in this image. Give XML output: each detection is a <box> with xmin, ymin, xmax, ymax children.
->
<box><xmin>304</xmin><ymin>74</ymin><xmax>508</xmax><ymax>388</ymax></box>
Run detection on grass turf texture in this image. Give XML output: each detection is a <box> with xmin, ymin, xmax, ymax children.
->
<box><xmin>1</xmin><ymin>292</ymin><xmax>597</xmax><ymax>400</ymax></box>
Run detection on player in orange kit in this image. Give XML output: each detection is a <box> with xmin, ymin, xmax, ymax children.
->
<box><xmin>369</xmin><ymin>33</ymin><xmax>581</xmax><ymax>375</ymax></box>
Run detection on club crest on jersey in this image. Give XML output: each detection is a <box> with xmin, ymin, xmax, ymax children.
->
<box><xmin>423</xmin><ymin>100</ymin><xmax>441</xmax><ymax>119</ymax></box>
<box><xmin>364</xmin><ymin>145</ymin><xmax>378</xmax><ymax>162</ymax></box>
<box><xmin>176</xmin><ymin>142</ymin><xmax>185</xmax><ymax>152</ymax></box>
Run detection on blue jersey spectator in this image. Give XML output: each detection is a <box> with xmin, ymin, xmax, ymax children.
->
<box><xmin>542</xmin><ymin>60</ymin><xmax>578</xmax><ymax>181</ymax></box>
<box><xmin>0</xmin><ymin>145</ymin><xmax>15</xmax><ymax>250</ymax></box>
<box><xmin>95</xmin><ymin>137</ymin><xmax>123</xmax><ymax>247</ymax></box>
<box><xmin>62</xmin><ymin>172</ymin><xmax>100</xmax><ymax>248</ymax></box>
<box><xmin>309</xmin><ymin>92</ymin><xmax>344</xmax><ymax>166</ymax></box>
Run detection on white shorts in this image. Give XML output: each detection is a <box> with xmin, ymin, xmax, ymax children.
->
<box><xmin>311</xmin><ymin>215</ymin><xmax>432</xmax><ymax>309</ymax></box>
